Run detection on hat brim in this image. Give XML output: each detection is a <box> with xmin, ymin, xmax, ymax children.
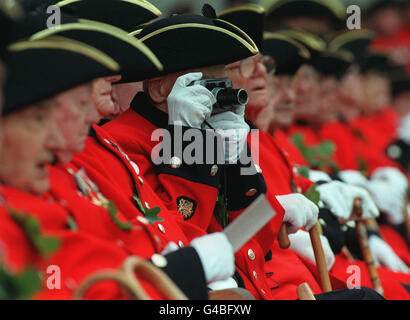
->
<box><xmin>4</xmin><ymin>36</ymin><xmax>119</xmax><ymax>113</ymax></box>
<box><xmin>30</xmin><ymin>20</ymin><xmax>163</xmax><ymax>82</ymax></box>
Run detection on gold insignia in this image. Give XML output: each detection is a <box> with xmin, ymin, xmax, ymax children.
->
<box><xmin>177</xmin><ymin>196</ymin><xmax>196</xmax><ymax>220</ymax></box>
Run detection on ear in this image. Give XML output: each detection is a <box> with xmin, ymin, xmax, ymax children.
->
<box><xmin>147</xmin><ymin>76</ymin><xmax>174</xmax><ymax>105</ymax></box>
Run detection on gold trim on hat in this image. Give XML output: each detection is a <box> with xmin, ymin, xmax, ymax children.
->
<box><xmin>30</xmin><ymin>20</ymin><xmax>163</xmax><ymax>71</ymax></box>
<box><xmin>213</xmin><ymin>18</ymin><xmax>258</xmax><ymax>52</ymax></box>
<box><xmin>262</xmin><ymin>0</ymin><xmax>346</xmax><ymax>20</ymax></box>
<box><xmin>129</xmin><ymin>28</ymin><xmax>144</xmax><ymax>37</ymax></box>
<box><xmin>56</xmin><ymin>0</ymin><xmax>162</xmax><ymax>17</ymax></box>
<box><xmin>217</xmin><ymin>3</ymin><xmax>265</xmax><ymax>17</ymax></box>
<box><xmin>263</xmin><ymin>32</ymin><xmax>311</xmax><ymax>59</ymax></box>
<box><xmin>8</xmin><ymin>36</ymin><xmax>120</xmax><ymax>71</ymax></box>
<box><xmin>276</xmin><ymin>29</ymin><xmax>326</xmax><ymax>52</ymax></box>
<box><xmin>328</xmin><ymin>29</ymin><xmax>377</xmax><ymax>52</ymax></box>
<box><xmin>139</xmin><ymin>23</ymin><xmax>259</xmax><ymax>55</ymax></box>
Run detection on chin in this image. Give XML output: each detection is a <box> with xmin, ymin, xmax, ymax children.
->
<box><xmin>29</xmin><ymin>179</ymin><xmax>50</xmax><ymax>195</ymax></box>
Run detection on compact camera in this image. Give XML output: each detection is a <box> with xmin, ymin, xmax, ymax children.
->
<box><xmin>190</xmin><ymin>78</ymin><xmax>249</xmax><ymax>115</ymax></box>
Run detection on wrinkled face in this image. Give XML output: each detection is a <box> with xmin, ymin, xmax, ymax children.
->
<box><xmin>0</xmin><ymin>101</ymin><xmax>63</xmax><ymax>195</ymax></box>
<box><xmin>113</xmin><ymin>81</ymin><xmax>143</xmax><ymax>114</ymax></box>
<box><xmin>91</xmin><ymin>75</ymin><xmax>122</xmax><ymax>121</ymax></box>
<box><xmin>337</xmin><ymin>68</ymin><xmax>366</xmax><ymax>119</ymax></box>
<box><xmin>270</xmin><ymin>75</ymin><xmax>296</xmax><ymax>129</ymax></box>
<box><xmin>292</xmin><ymin>64</ymin><xmax>320</xmax><ymax>123</ymax></box>
<box><xmin>54</xmin><ymin>83</ymin><xmax>95</xmax><ymax>163</ymax></box>
<box><xmin>363</xmin><ymin>72</ymin><xmax>391</xmax><ymax>113</ymax></box>
<box><xmin>226</xmin><ymin>54</ymin><xmax>271</xmax><ymax>111</ymax></box>
<box><xmin>319</xmin><ymin>76</ymin><xmax>340</xmax><ymax>124</ymax></box>
<box><xmin>393</xmin><ymin>91</ymin><xmax>410</xmax><ymax>117</ymax></box>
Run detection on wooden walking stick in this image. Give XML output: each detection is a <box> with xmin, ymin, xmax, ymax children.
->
<box><xmin>74</xmin><ymin>256</ymin><xmax>188</xmax><ymax>300</ymax></box>
<box><xmin>353</xmin><ymin>198</ymin><xmax>384</xmax><ymax>296</ymax></box>
<box><xmin>297</xmin><ymin>282</ymin><xmax>316</xmax><ymax>300</ymax></box>
<box><xmin>278</xmin><ymin>223</ymin><xmax>290</xmax><ymax>249</ymax></box>
<box><xmin>277</xmin><ymin>221</ymin><xmax>332</xmax><ymax>293</ymax></box>
<box><xmin>309</xmin><ymin>221</ymin><xmax>333</xmax><ymax>292</ymax></box>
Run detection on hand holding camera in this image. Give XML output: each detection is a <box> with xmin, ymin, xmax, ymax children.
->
<box><xmin>167</xmin><ymin>72</ymin><xmax>216</xmax><ymax>128</ymax></box>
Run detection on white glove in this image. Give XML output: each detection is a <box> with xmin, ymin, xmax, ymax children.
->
<box><xmin>276</xmin><ymin>193</ymin><xmax>319</xmax><ymax>234</ymax></box>
<box><xmin>308</xmin><ymin>170</ymin><xmax>332</xmax><ymax>183</ymax></box>
<box><xmin>190</xmin><ymin>232</ymin><xmax>235</xmax><ymax>283</ymax></box>
<box><xmin>370</xmin><ymin>167</ymin><xmax>408</xmax><ymax>191</ymax></box>
<box><xmin>208</xmin><ymin>277</ymin><xmax>238</xmax><ymax>291</ymax></box>
<box><xmin>368</xmin><ymin>235</ymin><xmax>410</xmax><ymax>273</ymax></box>
<box><xmin>317</xmin><ymin>181</ymin><xmax>379</xmax><ymax>222</ymax></box>
<box><xmin>167</xmin><ymin>72</ymin><xmax>215</xmax><ymax>128</ymax></box>
<box><xmin>203</xmin><ymin>106</ymin><xmax>250</xmax><ymax>163</ymax></box>
<box><xmin>289</xmin><ymin>230</ymin><xmax>335</xmax><ymax>271</ymax></box>
<box><xmin>367</xmin><ymin>179</ymin><xmax>405</xmax><ymax>225</ymax></box>
<box><xmin>338</xmin><ymin>170</ymin><xmax>369</xmax><ymax>189</ymax></box>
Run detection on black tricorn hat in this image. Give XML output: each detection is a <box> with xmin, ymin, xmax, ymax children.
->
<box><xmin>55</xmin><ymin>0</ymin><xmax>162</xmax><ymax>31</ymax></box>
<box><xmin>276</xmin><ymin>28</ymin><xmax>326</xmax><ymax>59</ymax></box>
<box><xmin>358</xmin><ymin>51</ymin><xmax>391</xmax><ymax>74</ymax></box>
<box><xmin>13</xmin><ymin>11</ymin><xmax>78</xmax><ymax>40</ymax></box>
<box><xmin>29</xmin><ymin>20</ymin><xmax>163</xmax><ymax>83</ymax></box>
<box><xmin>134</xmin><ymin>13</ymin><xmax>259</xmax><ymax>76</ymax></box>
<box><xmin>262</xmin><ymin>31</ymin><xmax>311</xmax><ymax>75</ymax></box>
<box><xmin>0</xmin><ymin>0</ymin><xmax>24</xmax><ymax>58</ymax></box>
<box><xmin>263</xmin><ymin>0</ymin><xmax>346</xmax><ymax>28</ymax></box>
<box><xmin>217</xmin><ymin>4</ymin><xmax>265</xmax><ymax>51</ymax></box>
<box><xmin>4</xmin><ymin>36</ymin><xmax>119</xmax><ymax>114</ymax></box>
<box><xmin>391</xmin><ymin>77</ymin><xmax>410</xmax><ymax>97</ymax></box>
<box><xmin>328</xmin><ymin>29</ymin><xmax>376</xmax><ymax>63</ymax></box>
<box><xmin>387</xmin><ymin>66</ymin><xmax>410</xmax><ymax>96</ymax></box>
<box><xmin>311</xmin><ymin>50</ymin><xmax>354</xmax><ymax>78</ymax></box>
<box><xmin>21</xmin><ymin>0</ymin><xmax>162</xmax><ymax>31</ymax></box>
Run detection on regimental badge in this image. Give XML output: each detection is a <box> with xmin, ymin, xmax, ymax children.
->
<box><xmin>177</xmin><ymin>196</ymin><xmax>196</xmax><ymax>220</ymax></box>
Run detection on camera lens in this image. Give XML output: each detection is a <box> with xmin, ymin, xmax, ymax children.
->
<box><xmin>214</xmin><ymin>88</ymin><xmax>249</xmax><ymax>106</ymax></box>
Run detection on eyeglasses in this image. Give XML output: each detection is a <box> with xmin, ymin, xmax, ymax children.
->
<box><xmin>226</xmin><ymin>55</ymin><xmax>276</xmax><ymax>78</ymax></box>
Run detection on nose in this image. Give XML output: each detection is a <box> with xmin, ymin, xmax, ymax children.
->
<box><xmin>254</xmin><ymin>61</ymin><xmax>267</xmax><ymax>78</ymax></box>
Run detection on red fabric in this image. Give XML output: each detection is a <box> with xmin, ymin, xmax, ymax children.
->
<box><xmin>0</xmin><ymin>195</ymin><xmax>165</xmax><ymax>300</ymax></box>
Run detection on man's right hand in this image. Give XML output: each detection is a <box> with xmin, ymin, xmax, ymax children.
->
<box><xmin>276</xmin><ymin>193</ymin><xmax>319</xmax><ymax>234</ymax></box>
<box><xmin>190</xmin><ymin>232</ymin><xmax>235</xmax><ymax>284</ymax></box>
<box><xmin>167</xmin><ymin>72</ymin><xmax>216</xmax><ymax>128</ymax></box>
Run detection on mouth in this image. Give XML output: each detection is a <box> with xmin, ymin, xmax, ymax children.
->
<box><xmin>35</xmin><ymin>159</ymin><xmax>52</xmax><ymax>177</ymax></box>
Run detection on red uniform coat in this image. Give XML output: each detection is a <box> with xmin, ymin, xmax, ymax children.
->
<box><xmin>73</xmin><ymin>93</ymin><xmax>287</xmax><ymax>300</ymax></box>
<box><xmin>0</xmin><ymin>187</ymin><xmax>169</xmax><ymax>299</ymax></box>
<box><xmin>73</xmin><ymin>123</ymin><xmax>277</xmax><ymax>299</ymax></box>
